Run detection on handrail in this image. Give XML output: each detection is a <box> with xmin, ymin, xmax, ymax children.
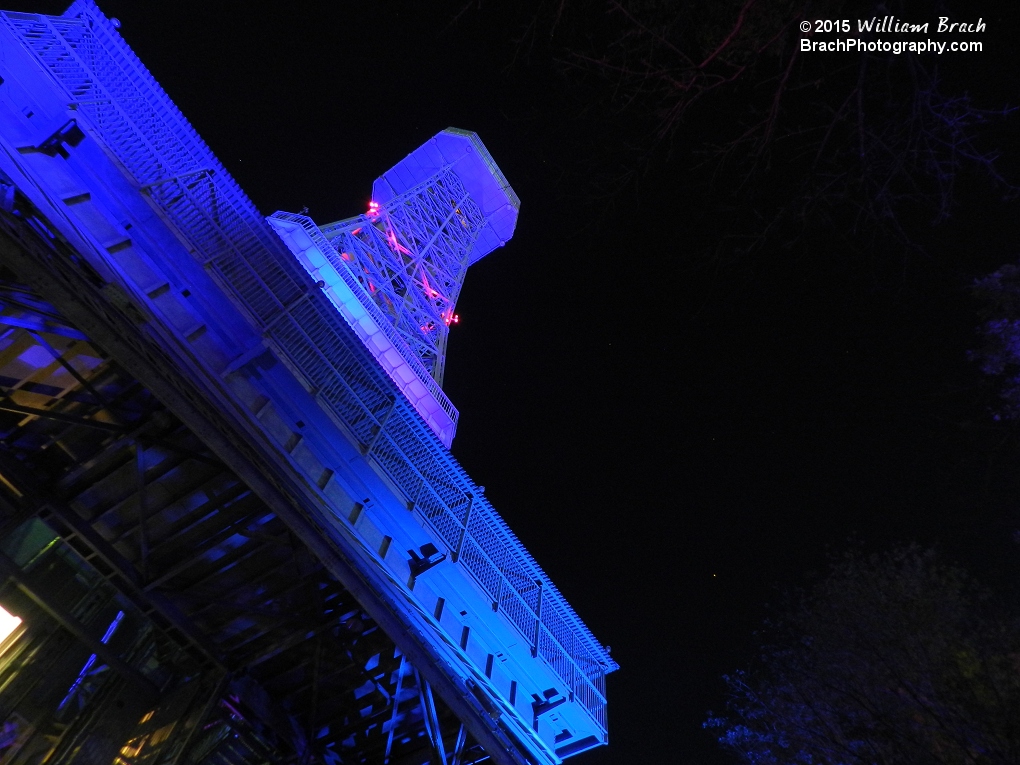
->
<box><xmin>268</xmin><ymin>211</ymin><xmax>458</xmax><ymax>423</ymax></box>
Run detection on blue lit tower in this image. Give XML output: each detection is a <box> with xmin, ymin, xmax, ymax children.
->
<box><xmin>275</xmin><ymin>130</ymin><xmax>517</xmax><ymax>388</ymax></box>
<box><xmin>269</xmin><ymin>132</ymin><xmax>518</xmax><ymax>447</ymax></box>
<box><xmin>0</xmin><ymin>2</ymin><xmax>615</xmax><ymax>765</ymax></box>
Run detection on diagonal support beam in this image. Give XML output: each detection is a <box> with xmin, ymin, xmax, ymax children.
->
<box><xmin>383</xmin><ymin>653</ymin><xmax>408</xmax><ymax>764</ymax></box>
<box><xmin>136</xmin><ymin>440</ymin><xmax>149</xmax><ymax>582</ymax></box>
<box><xmin>414</xmin><ymin>667</ymin><xmax>448</xmax><ymax>765</ymax></box>
<box><xmin>0</xmin><ymin>311</ymin><xmax>89</xmax><ymax>339</ymax></box>
<box><xmin>0</xmin><ymin>207</ymin><xmax>530</xmax><ymax>765</ymax></box>
<box><xmin>451</xmin><ymin>724</ymin><xmax>467</xmax><ymax>765</ymax></box>
<box><xmin>0</xmin><ymin>446</ymin><xmax>226</xmax><ymax>674</ymax></box>
<box><xmin>0</xmin><ymin>400</ymin><xmax>126</xmax><ymax>431</ymax></box>
<box><xmin>28</xmin><ymin>328</ymin><xmax>115</xmax><ymax>410</ymax></box>
<box><xmin>0</xmin><ymin>548</ymin><xmax>159</xmax><ymax>699</ymax></box>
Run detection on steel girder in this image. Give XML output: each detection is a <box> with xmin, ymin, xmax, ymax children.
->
<box><xmin>320</xmin><ymin>168</ymin><xmax>485</xmax><ymax>387</ymax></box>
<box><xmin>0</xmin><ymin>207</ymin><xmax>503</xmax><ymax>764</ymax></box>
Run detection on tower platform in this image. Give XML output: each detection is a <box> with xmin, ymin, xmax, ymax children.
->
<box><xmin>0</xmin><ymin>3</ymin><xmax>615</xmax><ymax>765</ymax></box>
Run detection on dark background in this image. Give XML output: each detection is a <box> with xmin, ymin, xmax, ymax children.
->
<box><xmin>9</xmin><ymin>2</ymin><xmax>1020</xmax><ymax>763</ymax></box>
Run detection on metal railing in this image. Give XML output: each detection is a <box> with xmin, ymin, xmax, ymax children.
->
<box><xmin>269</xmin><ymin>211</ymin><xmax>459</xmax><ymax>424</ymax></box>
<box><xmin>2</xmin><ymin>0</ymin><xmax>616</xmax><ymax>732</ymax></box>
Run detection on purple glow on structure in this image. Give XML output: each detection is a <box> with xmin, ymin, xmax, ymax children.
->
<box><xmin>385</xmin><ymin>228</ymin><xmax>410</xmax><ymax>255</ymax></box>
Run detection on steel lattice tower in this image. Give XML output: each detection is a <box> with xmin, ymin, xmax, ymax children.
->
<box><xmin>272</xmin><ymin>130</ymin><xmax>519</xmax><ymax>390</ymax></box>
<box><xmin>0</xmin><ymin>3</ymin><xmax>613</xmax><ymax>764</ymax></box>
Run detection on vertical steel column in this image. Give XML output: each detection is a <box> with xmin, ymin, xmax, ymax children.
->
<box><xmin>135</xmin><ymin>440</ymin><xmax>149</xmax><ymax>582</ymax></box>
<box><xmin>532</xmin><ymin>580</ymin><xmax>544</xmax><ymax>658</ymax></box>
<box><xmin>451</xmin><ymin>493</ymin><xmax>473</xmax><ymax>563</ymax></box>
<box><xmin>492</xmin><ymin>577</ymin><xmax>502</xmax><ymax>612</ymax></box>
<box><xmin>364</xmin><ymin>397</ymin><xmax>396</xmax><ymax>456</ymax></box>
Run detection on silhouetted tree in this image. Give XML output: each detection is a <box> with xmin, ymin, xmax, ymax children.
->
<box><xmin>512</xmin><ymin>0</ymin><xmax>1015</xmax><ymax>254</ymax></box>
<box><xmin>705</xmin><ymin>548</ymin><xmax>1020</xmax><ymax>765</ymax></box>
<box><xmin>971</xmin><ymin>265</ymin><xmax>1020</xmax><ymax>422</ymax></box>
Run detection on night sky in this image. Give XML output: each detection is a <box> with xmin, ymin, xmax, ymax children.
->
<box><xmin>8</xmin><ymin>1</ymin><xmax>1020</xmax><ymax>763</ymax></box>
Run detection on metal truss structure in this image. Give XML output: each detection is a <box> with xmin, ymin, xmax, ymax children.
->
<box><xmin>276</xmin><ymin>129</ymin><xmax>519</xmax><ymax>391</ymax></box>
<box><xmin>269</xmin><ymin>129</ymin><xmax>519</xmax><ymax>446</ymax></box>
<box><xmin>0</xmin><ymin>262</ymin><xmax>490</xmax><ymax>765</ymax></box>
<box><xmin>0</xmin><ymin>3</ymin><xmax>615</xmax><ymax>764</ymax></box>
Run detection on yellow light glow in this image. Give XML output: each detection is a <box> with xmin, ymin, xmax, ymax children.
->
<box><xmin>0</xmin><ymin>604</ymin><xmax>21</xmax><ymax>644</ymax></box>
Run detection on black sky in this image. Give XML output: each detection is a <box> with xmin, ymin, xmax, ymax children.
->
<box><xmin>9</xmin><ymin>1</ymin><xmax>1020</xmax><ymax>763</ymax></box>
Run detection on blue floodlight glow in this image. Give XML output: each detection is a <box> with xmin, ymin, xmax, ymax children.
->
<box><xmin>0</xmin><ymin>2</ymin><xmax>616</xmax><ymax>760</ymax></box>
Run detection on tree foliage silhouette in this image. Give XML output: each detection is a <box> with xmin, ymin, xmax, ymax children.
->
<box><xmin>971</xmin><ymin>265</ymin><xmax>1020</xmax><ymax>422</ymax></box>
<box><xmin>516</xmin><ymin>0</ymin><xmax>1015</xmax><ymax>254</ymax></box>
<box><xmin>706</xmin><ymin>548</ymin><xmax>1020</xmax><ymax>765</ymax></box>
